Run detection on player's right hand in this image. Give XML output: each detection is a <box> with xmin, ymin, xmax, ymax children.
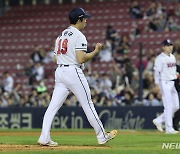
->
<box><xmin>95</xmin><ymin>43</ymin><xmax>102</xmax><ymax>52</ymax></box>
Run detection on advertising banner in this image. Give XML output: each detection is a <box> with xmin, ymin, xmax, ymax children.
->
<box><xmin>0</xmin><ymin>107</ymin><xmax>163</xmax><ymax>129</ymax></box>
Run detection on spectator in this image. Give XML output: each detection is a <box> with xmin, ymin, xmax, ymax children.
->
<box><xmin>146</xmin><ymin>1</ymin><xmax>157</xmax><ymax>17</ymax></box>
<box><xmin>25</xmin><ymin>62</ymin><xmax>45</xmax><ymax>85</ymax></box>
<box><xmin>18</xmin><ymin>95</ymin><xmax>27</xmax><ymax>107</ymax></box>
<box><xmin>129</xmin><ymin>0</ymin><xmax>143</xmax><ymax>19</ymax></box>
<box><xmin>96</xmin><ymin>95</ymin><xmax>106</xmax><ymax>106</ymax></box>
<box><xmin>1</xmin><ymin>71</ymin><xmax>14</xmax><ymax>94</ymax></box>
<box><xmin>130</xmin><ymin>71</ymin><xmax>139</xmax><ymax>93</ymax></box>
<box><xmin>121</xmin><ymin>91</ymin><xmax>134</xmax><ymax>106</ymax></box>
<box><xmin>123</xmin><ymin>58</ymin><xmax>135</xmax><ymax>84</ymax></box>
<box><xmin>69</xmin><ymin>95</ymin><xmax>79</xmax><ymax>107</ymax></box>
<box><xmin>145</xmin><ymin>55</ymin><xmax>155</xmax><ymax>73</ymax></box>
<box><xmin>155</xmin><ymin>1</ymin><xmax>165</xmax><ymax>16</ymax></box>
<box><xmin>99</xmin><ymin>73</ymin><xmax>113</xmax><ymax>98</ymax></box>
<box><xmin>36</xmin><ymin>80</ymin><xmax>47</xmax><ymax>94</ymax></box>
<box><xmin>143</xmin><ymin>92</ymin><xmax>162</xmax><ymax>106</ymax></box>
<box><xmin>37</xmin><ymin>93</ymin><xmax>49</xmax><ymax>107</ymax></box>
<box><xmin>24</xmin><ymin>63</ymin><xmax>36</xmax><ymax>85</ymax></box>
<box><xmin>109</xmin><ymin>61</ymin><xmax>123</xmax><ymax>89</ymax></box>
<box><xmin>43</xmin><ymin>46</ymin><xmax>55</xmax><ymax>64</ymax></box>
<box><xmin>106</xmin><ymin>98</ymin><xmax>116</xmax><ymax>107</ymax></box>
<box><xmin>175</xmin><ymin>3</ymin><xmax>180</xmax><ymax>16</ymax></box>
<box><xmin>165</xmin><ymin>15</ymin><xmax>180</xmax><ymax>31</ymax></box>
<box><xmin>129</xmin><ymin>22</ymin><xmax>141</xmax><ymax>41</ymax></box>
<box><xmin>148</xmin><ymin>15</ymin><xmax>166</xmax><ymax>32</ymax></box>
<box><xmin>0</xmin><ymin>92</ymin><xmax>9</xmax><ymax>107</ymax></box>
<box><xmin>116</xmin><ymin>35</ymin><xmax>130</xmax><ymax>54</ymax></box>
<box><xmin>86</xmin><ymin>72</ymin><xmax>100</xmax><ymax>91</ymax></box>
<box><xmin>143</xmin><ymin>72</ymin><xmax>154</xmax><ymax>90</ymax></box>
<box><xmin>34</xmin><ymin>62</ymin><xmax>45</xmax><ymax>82</ymax></box>
<box><xmin>29</xmin><ymin>89</ymin><xmax>38</xmax><ymax>106</ymax></box>
<box><xmin>115</xmin><ymin>85</ymin><xmax>134</xmax><ymax>106</ymax></box>
<box><xmin>11</xmin><ymin>84</ymin><xmax>21</xmax><ymax>106</ymax></box>
<box><xmin>173</xmin><ymin>39</ymin><xmax>180</xmax><ymax>55</ymax></box>
<box><xmin>106</xmin><ymin>25</ymin><xmax>119</xmax><ymax>50</ymax></box>
<box><xmin>99</xmin><ymin>40</ymin><xmax>113</xmax><ymax>62</ymax></box>
<box><xmin>31</xmin><ymin>45</ymin><xmax>46</xmax><ymax>63</ymax></box>
<box><xmin>42</xmin><ymin>92</ymin><xmax>51</xmax><ymax>107</ymax></box>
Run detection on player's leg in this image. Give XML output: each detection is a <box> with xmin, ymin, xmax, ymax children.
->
<box><xmin>161</xmin><ymin>81</ymin><xmax>175</xmax><ymax>133</ymax></box>
<box><xmin>172</xmin><ymin>85</ymin><xmax>180</xmax><ymax>113</ymax></box>
<box><xmin>38</xmin><ymin>82</ymin><xmax>69</xmax><ymax>144</ymax></box>
<box><xmin>153</xmin><ymin>83</ymin><xmax>165</xmax><ymax>131</ymax></box>
<box><xmin>153</xmin><ymin>113</ymin><xmax>164</xmax><ymax>132</ymax></box>
<box><xmin>153</xmin><ymin>113</ymin><xmax>165</xmax><ymax>124</ymax></box>
<box><xmin>68</xmin><ymin>67</ymin><xmax>110</xmax><ymax>144</ymax></box>
<box><xmin>172</xmin><ymin>87</ymin><xmax>180</xmax><ymax>130</ymax></box>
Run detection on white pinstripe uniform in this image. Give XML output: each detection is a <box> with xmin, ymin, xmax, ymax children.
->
<box><xmin>153</xmin><ymin>48</ymin><xmax>179</xmax><ymax>133</ymax></box>
<box><xmin>38</xmin><ymin>26</ymin><xmax>107</xmax><ymax>144</ymax></box>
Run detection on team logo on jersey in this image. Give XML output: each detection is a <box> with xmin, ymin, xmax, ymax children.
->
<box><xmin>167</xmin><ymin>63</ymin><xmax>176</xmax><ymax>68</ymax></box>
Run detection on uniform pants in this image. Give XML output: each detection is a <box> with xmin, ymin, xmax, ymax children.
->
<box><xmin>154</xmin><ymin>80</ymin><xmax>179</xmax><ymax>132</ymax></box>
<box><xmin>38</xmin><ymin>65</ymin><xmax>107</xmax><ymax>144</ymax></box>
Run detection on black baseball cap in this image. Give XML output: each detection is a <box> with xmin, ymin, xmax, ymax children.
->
<box><xmin>162</xmin><ymin>39</ymin><xmax>173</xmax><ymax>46</ymax></box>
<box><xmin>69</xmin><ymin>8</ymin><xmax>91</xmax><ymax>20</ymax></box>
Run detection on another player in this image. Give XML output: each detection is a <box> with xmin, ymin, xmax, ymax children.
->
<box><xmin>173</xmin><ymin>65</ymin><xmax>180</xmax><ymax>130</ymax></box>
<box><xmin>38</xmin><ymin>8</ymin><xmax>117</xmax><ymax>146</ymax></box>
<box><xmin>152</xmin><ymin>39</ymin><xmax>179</xmax><ymax>134</ymax></box>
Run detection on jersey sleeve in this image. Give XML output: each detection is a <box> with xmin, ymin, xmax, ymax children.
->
<box><xmin>153</xmin><ymin>56</ymin><xmax>162</xmax><ymax>85</ymax></box>
<box><xmin>153</xmin><ymin>56</ymin><xmax>162</xmax><ymax>72</ymax></box>
<box><xmin>75</xmin><ymin>34</ymin><xmax>87</xmax><ymax>52</ymax></box>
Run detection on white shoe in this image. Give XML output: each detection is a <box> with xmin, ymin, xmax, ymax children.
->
<box><xmin>38</xmin><ymin>140</ymin><xmax>58</xmax><ymax>147</ymax></box>
<box><xmin>166</xmin><ymin>130</ymin><xmax>179</xmax><ymax>134</ymax></box>
<box><xmin>153</xmin><ymin>119</ymin><xmax>163</xmax><ymax>132</ymax></box>
<box><xmin>99</xmin><ymin>130</ymin><xmax>117</xmax><ymax>145</ymax></box>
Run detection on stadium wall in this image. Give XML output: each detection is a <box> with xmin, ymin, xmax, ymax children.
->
<box><xmin>0</xmin><ymin>106</ymin><xmax>164</xmax><ymax>129</ymax></box>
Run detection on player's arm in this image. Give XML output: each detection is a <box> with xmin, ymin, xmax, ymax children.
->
<box><xmin>53</xmin><ymin>37</ymin><xmax>59</xmax><ymax>63</ymax></box>
<box><xmin>76</xmin><ymin>43</ymin><xmax>102</xmax><ymax>63</ymax></box>
<box><xmin>154</xmin><ymin>70</ymin><xmax>161</xmax><ymax>85</ymax></box>
<box><xmin>153</xmin><ymin>57</ymin><xmax>162</xmax><ymax>85</ymax></box>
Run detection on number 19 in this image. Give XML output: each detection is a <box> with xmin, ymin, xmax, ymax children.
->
<box><xmin>57</xmin><ymin>39</ymin><xmax>68</xmax><ymax>54</ymax></box>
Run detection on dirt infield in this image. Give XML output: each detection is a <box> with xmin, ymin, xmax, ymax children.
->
<box><xmin>0</xmin><ymin>144</ymin><xmax>108</xmax><ymax>152</ymax></box>
<box><xmin>0</xmin><ymin>131</ymin><xmax>109</xmax><ymax>152</ymax></box>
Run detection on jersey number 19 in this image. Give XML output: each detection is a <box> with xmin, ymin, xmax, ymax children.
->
<box><xmin>57</xmin><ymin>39</ymin><xmax>68</xmax><ymax>54</ymax></box>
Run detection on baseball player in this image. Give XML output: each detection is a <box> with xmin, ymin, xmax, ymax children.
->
<box><xmin>152</xmin><ymin>39</ymin><xmax>179</xmax><ymax>134</ymax></box>
<box><xmin>38</xmin><ymin>8</ymin><xmax>117</xmax><ymax>146</ymax></box>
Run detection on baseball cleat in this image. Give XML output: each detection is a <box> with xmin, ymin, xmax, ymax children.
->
<box><xmin>99</xmin><ymin>130</ymin><xmax>117</xmax><ymax>145</ymax></box>
<box><xmin>152</xmin><ymin>119</ymin><xmax>163</xmax><ymax>132</ymax></box>
<box><xmin>38</xmin><ymin>140</ymin><xmax>58</xmax><ymax>147</ymax></box>
<box><xmin>166</xmin><ymin>130</ymin><xmax>179</xmax><ymax>134</ymax></box>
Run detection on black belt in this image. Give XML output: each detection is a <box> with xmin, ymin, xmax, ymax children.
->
<box><xmin>171</xmin><ymin>79</ymin><xmax>177</xmax><ymax>81</ymax></box>
<box><xmin>58</xmin><ymin>64</ymin><xmax>82</xmax><ymax>69</ymax></box>
<box><xmin>59</xmin><ymin>64</ymin><xmax>69</xmax><ymax>67</ymax></box>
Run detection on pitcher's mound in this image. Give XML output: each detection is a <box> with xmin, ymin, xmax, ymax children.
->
<box><xmin>0</xmin><ymin>144</ymin><xmax>109</xmax><ymax>152</ymax></box>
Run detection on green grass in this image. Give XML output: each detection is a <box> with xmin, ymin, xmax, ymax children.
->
<box><xmin>0</xmin><ymin>129</ymin><xmax>180</xmax><ymax>153</ymax></box>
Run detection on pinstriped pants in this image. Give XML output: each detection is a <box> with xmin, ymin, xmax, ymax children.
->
<box><xmin>38</xmin><ymin>65</ymin><xmax>106</xmax><ymax>144</ymax></box>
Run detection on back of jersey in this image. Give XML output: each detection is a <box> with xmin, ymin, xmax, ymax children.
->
<box><xmin>54</xmin><ymin>26</ymin><xmax>87</xmax><ymax>65</ymax></box>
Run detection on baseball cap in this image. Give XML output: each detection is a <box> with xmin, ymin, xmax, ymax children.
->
<box><xmin>162</xmin><ymin>39</ymin><xmax>173</xmax><ymax>46</ymax></box>
<box><xmin>69</xmin><ymin>8</ymin><xmax>91</xmax><ymax>20</ymax></box>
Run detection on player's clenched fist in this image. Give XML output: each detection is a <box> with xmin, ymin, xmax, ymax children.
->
<box><xmin>95</xmin><ymin>43</ymin><xmax>102</xmax><ymax>52</ymax></box>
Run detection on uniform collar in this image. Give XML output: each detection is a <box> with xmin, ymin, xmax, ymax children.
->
<box><xmin>162</xmin><ymin>52</ymin><xmax>171</xmax><ymax>57</ymax></box>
